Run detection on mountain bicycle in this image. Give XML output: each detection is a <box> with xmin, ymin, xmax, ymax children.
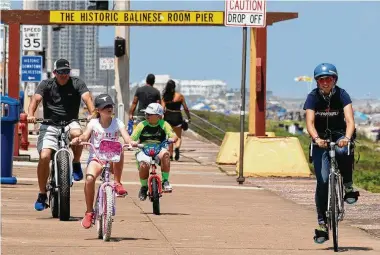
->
<box><xmin>36</xmin><ymin>118</ymin><xmax>87</xmax><ymax>221</ymax></box>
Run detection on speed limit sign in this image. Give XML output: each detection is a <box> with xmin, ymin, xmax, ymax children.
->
<box><xmin>22</xmin><ymin>25</ymin><xmax>43</xmax><ymax>51</ymax></box>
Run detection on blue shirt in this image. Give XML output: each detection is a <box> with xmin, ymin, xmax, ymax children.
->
<box><xmin>303</xmin><ymin>86</ymin><xmax>352</xmax><ymax>139</ymax></box>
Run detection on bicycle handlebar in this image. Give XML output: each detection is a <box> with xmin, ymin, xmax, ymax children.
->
<box><xmin>36</xmin><ymin>118</ymin><xmax>88</xmax><ymax>126</ymax></box>
<box><xmin>132</xmin><ymin>139</ymin><xmax>174</xmax><ymax>149</ymax></box>
<box><xmin>79</xmin><ymin>141</ymin><xmax>133</xmax><ymax>161</ymax></box>
<box><xmin>311</xmin><ymin>139</ymin><xmax>352</xmax><ymax>156</ymax></box>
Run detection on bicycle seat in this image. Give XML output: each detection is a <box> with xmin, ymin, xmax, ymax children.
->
<box><xmin>98</xmin><ymin>139</ymin><xmax>123</xmax><ymax>163</ymax></box>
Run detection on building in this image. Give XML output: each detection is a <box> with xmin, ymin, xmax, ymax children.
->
<box><xmin>132</xmin><ymin>74</ymin><xmax>226</xmax><ymax>99</ymax></box>
<box><xmin>23</xmin><ymin>0</ymin><xmax>99</xmax><ymax>85</ymax></box>
<box><xmin>98</xmin><ymin>46</ymin><xmax>114</xmax><ymax>88</ymax></box>
<box><xmin>179</xmin><ymin>79</ymin><xmax>227</xmax><ymax>98</ymax></box>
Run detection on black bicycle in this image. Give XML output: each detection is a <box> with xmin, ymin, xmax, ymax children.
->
<box><xmin>36</xmin><ymin>118</ymin><xmax>87</xmax><ymax>221</ymax></box>
<box><xmin>310</xmin><ymin>131</ymin><xmax>355</xmax><ymax>252</ymax></box>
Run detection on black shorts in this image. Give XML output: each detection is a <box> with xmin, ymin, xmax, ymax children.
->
<box><xmin>164</xmin><ymin>112</ymin><xmax>183</xmax><ymax>127</ymax></box>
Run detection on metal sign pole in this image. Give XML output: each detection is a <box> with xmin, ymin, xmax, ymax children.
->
<box><xmin>106</xmin><ymin>69</ymin><xmax>109</xmax><ymax>94</ymax></box>
<box><xmin>237</xmin><ymin>26</ymin><xmax>247</xmax><ymax>185</ymax></box>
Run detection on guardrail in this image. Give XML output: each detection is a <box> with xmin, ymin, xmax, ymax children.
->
<box><xmin>188</xmin><ymin>111</ymin><xmax>226</xmax><ymax>144</ymax></box>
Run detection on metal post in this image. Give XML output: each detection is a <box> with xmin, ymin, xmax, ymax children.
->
<box><xmin>106</xmin><ymin>69</ymin><xmax>109</xmax><ymax>94</ymax></box>
<box><xmin>47</xmin><ymin>25</ymin><xmax>52</xmax><ymax>73</ymax></box>
<box><xmin>237</xmin><ymin>27</ymin><xmax>247</xmax><ymax>185</ymax></box>
<box><xmin>2</xmin><ymin>25</ymin><xmax>8</xmax><ymax>95</ymax></box>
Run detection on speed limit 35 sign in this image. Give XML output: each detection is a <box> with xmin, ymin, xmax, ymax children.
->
<box><xmin>22</xmin><ymin>25</ymin><xmax>43</xmax><ymax>51</ymax></box>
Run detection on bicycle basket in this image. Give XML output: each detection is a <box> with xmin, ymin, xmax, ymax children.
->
<box><xmin>142</xmin><ymin>144</ymin><xmax>162</xmax><ymax>158</ymax></box>
<box><xmin>98</xmin><ymin>139</ymin><xmax>123</xmax><ymax>162</ymax></box>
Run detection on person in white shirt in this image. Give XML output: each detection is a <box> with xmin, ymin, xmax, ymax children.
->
<box><xmin>71</xmin><ymin>94</ymin><xmax>131</xmax><ymax>229</ymax></box>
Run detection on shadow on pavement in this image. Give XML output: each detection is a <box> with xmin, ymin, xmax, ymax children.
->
<box><xmin>141</xmin><ymin>212</ymin><xmax>190</xmax><ymax>216</ymax></box>
<box><xmin>85</xmin><ymin>237</ymin><xmax>154</xmax><ymax>242</ymax></box>
<box><xmin>323</xmin><ymin>246</ymin><xmax>373</xmax><ymax>252</ymax></box>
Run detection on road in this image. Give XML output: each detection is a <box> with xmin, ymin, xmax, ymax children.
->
<box><xmin>2</xmin><ymin>136</ymin><xmax>380</xmax><ymax>254</ymax></box>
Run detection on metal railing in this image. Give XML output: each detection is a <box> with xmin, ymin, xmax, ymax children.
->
<box><xmin>188</xmin><ymin>111</ymin><xmax>226</xmax><ymax>143</ymax></box>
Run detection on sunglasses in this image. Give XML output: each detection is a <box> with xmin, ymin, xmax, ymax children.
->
<box><xmin>317</xmin><ymin>76</ymin><xmax>334</xmax><ymax>83</ymax></box>
<box><xmin>55</xmin><ymin>69</ymin><xmax>70</xmax><ymax>75</ymax></box>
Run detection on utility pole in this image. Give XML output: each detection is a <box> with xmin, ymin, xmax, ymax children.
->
<box><xmin>114</xmin><ymin>0</ymin><xmax>130</xmax><ymax>123</ymax></box>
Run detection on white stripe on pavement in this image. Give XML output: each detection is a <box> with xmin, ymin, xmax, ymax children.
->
<box><xmin>13</xmin><ymin>177</ymin><xmax>263</xmax><ymax>190</ymax></box>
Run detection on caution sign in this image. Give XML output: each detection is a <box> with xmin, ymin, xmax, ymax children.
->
<box><xmin>49</xmin><ymin>11</ymin><xmax>224</xmax><ymax>25</ymax></box>
<box><xmin>225</xmin><ymin>0</ymin><xmax>266</xmax><ymax>27</ymax></box>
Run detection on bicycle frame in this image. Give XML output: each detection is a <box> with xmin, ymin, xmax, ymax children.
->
<box><xmin>148</xmin><ymin>158</ymin><xmax>163</xmax><ymax>196</ymax></box>
<box><xmin>326</xmin><ymin>142</ymin><xmax>345</xmax><ymax>223</ymax></box>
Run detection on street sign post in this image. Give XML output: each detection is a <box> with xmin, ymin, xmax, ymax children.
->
<box><xmin>224</xmin><ymin>0</ymin><xmax>266</xmax><ymax>27</ymax></box>
<box><xmin>224</xmin><ymin>0</ymin><xmax>267</xmax><ymax>185</ymax></box>
<box><xmin>100</xmin><ymin>58</ymin><xmax>115</xmax><ymax>70</ymax></box>
<box><xmin>22</xmin><ymin>25</ymin><xmax>43</xmax><ymax>51</ymax></box>
<box><xmin>100</xmin><ymin>58</ymin><xmax>114</xmax><ymax>94</ymax></box>
<box><xmin>21</xmin><ymin>55</ymin><xmax>42</xmax><ymax>82</ymax></box>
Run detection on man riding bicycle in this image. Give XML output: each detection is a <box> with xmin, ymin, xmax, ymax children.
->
<box><xmin>303</xmin><ymin>63</ymin><xmax>360</xmax><ymax>244</ymax></box>
<box><xmin>27</xmin><ymin>59</ymin><xmax>96</xmax><ymax>211</ymax></box>
<box><xmin>130</xmin><ymin>103</ymin><xmax>178</xmax><ymax>201</ymax></box>
<box><xmin>129</xmin><ymin>73</ymin><xmax>161</xmax><ymax>124</ymax></box>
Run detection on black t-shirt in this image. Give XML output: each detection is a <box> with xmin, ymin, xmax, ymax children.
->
<box><xmin>134</xmin><ymin>85</ymin><xmax>161</xmax><ymax>116</ymax></box>
<box><xmin>35</xmin><ymin>77</ymin><xmax>89</xmax><ymax>121</ymax></box>
<box><xmin>303</xmin><ymin>86</ymin><xmax>352</xmax><ymax>140</ymax></box>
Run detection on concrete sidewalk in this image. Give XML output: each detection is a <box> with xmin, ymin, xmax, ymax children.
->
<box><xmin>2</xmin><ymin>136</ymin><xmax>380</xmax><ymax>254</ymax></box>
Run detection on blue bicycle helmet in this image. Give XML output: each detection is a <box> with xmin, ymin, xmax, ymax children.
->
<box><xmin>314</xmin><ymin>63</ymin><xmax>338</xmax><ymax>82</ymax></box>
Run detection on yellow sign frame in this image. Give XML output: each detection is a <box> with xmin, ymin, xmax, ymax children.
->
<box><xmin>50</xmin><ymin>11</ymin><xmax>224</xmax><ymax>25</ymax></box>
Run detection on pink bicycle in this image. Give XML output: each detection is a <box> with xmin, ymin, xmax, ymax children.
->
<box><xmin>81</xmin><ymin>139</ymin><xmax>131</xmax><ymax>242</ymax></box>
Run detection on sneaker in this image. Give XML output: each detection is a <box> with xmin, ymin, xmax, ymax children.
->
<box><xmin>139</xmin><ymin>186</ymin><xmax>148</xmax><ymax>201</ymax></box>
<box><xmin>162</xmin><ymin>180</ymin><xmax>173</xmax><ymax>193</ymax></box>
<box><xmin>115</xmin><ymin>183</ymin><xmax>128</xmax><ymax>197</ymax></box>
<box><xmin>72</xmin><ymin>162</ymin><xmax>83</xmax><ymax>181</ymax></box>
<box><xmin>174</xmin><ymin>148</ymin><xmax>180</xmax><ymax>161</ymax></box>
<box><xmin>81</xmin><ymin>212</ymin><xmax>94</xmax><ymax>229</ymax></box>
<box><xmin>344</xmin><ymin>186</ymin><xmax>360</xmax><ymax>204</ymax></box>
<box><xmin>314</xmin><ymin>224</ymin><xmax>329</xmax><ymax>244</ymax></box>
<box><xmin>34</xmin><ymin>193</ymin><xmax>48</xmax><ymax>211</ymax></box>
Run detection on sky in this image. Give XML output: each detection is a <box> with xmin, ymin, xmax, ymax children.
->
<box><xmin>9</xmin><ymin>0</ymin><xmax>380</xmax><ymax>99</ymax></box>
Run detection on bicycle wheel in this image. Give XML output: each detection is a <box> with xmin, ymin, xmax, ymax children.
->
<box><xmin>95</xmin><ymin>199</ymin><xmax>103</xmax><ymax>239</ymax></box>
<box><xmin>102</xmin><ymin>185</ymin><xmax>113</xmax><ymax>241</ymax></box>
<box><xmin>57</xmin><ymin>151</ymin><xmax>71</xmax><ymax>221</ymax></box>
<box><xmin>330</xmin><ymin>174</ymin><xmax>339</xmax><ymax>252</ymax></box>
<box><xmin>152</xmin><ymin>178</ymin><xmax>160</xmax><ymax>215</ymax></box>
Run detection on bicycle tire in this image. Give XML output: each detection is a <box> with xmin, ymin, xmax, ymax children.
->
<box><xmin>330</xmin><ymin>174</ymin><xmax>339</xmax><ymax>252</ymax></box>
<box><xmin>57</xmin><ymin>151</ymin><xmax>71</xmax><ymax>221</ymax></box>
<box><xmin>49</xmin><ymin>162</ymin><xmax>58</xmax><ymax>218</ymax></box>
<box><xmin>152</xmin><ymin>178</ymin><xmax>160</xmax><ymax>215</ymax></box>
<box><xmin>95</xmin><ymin>191</ymin><xmax>103</xmax><ymax>239</ymax></box>
<box><xmin>102</xmin><ymin>185</ymin><xmax>113</xmax><ymax>241</ymax></box>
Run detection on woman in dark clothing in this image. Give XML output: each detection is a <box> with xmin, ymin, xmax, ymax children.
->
<box><xmin>162</xmin><ymin>80</ymin><xmax>191</xmax><ymax>161</ymax></box>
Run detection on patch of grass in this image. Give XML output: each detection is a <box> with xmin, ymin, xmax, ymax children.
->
<box><xmin>190</xmin><ymin>111</ymin><xmax>380</xmax><ymax>193</ymax></box>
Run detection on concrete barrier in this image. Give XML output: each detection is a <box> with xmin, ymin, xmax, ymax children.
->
<box><xmin>237</xmin><ymin>136</ymin><xmax>311</xmax><ymax>177</ymax></box>
<box><xmin>216</xmin><ymin>131</ymin><xmax>276</xmax><ymax>165</ymax></box>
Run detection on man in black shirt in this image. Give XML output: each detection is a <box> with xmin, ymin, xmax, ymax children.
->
<box><xmin>27</xmin><ymin>59</ymin><xmax>95</xmax><ymax>211</ymax></box>
<box><xmin>129</xmin><ymin>73</ymin><xmax>161</xmax><ymax>121</ymax></box>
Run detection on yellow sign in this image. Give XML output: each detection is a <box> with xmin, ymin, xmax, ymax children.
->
<box><xmin>50</xmin><ymin>11</ymin><xmax>224</xmax><ymax>25</ymax></box>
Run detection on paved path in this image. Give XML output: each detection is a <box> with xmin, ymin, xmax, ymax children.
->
<box><xmin>2</xmin><ymin>136</ymin><xmax>380</xmax><ymax>254</ymax></box>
